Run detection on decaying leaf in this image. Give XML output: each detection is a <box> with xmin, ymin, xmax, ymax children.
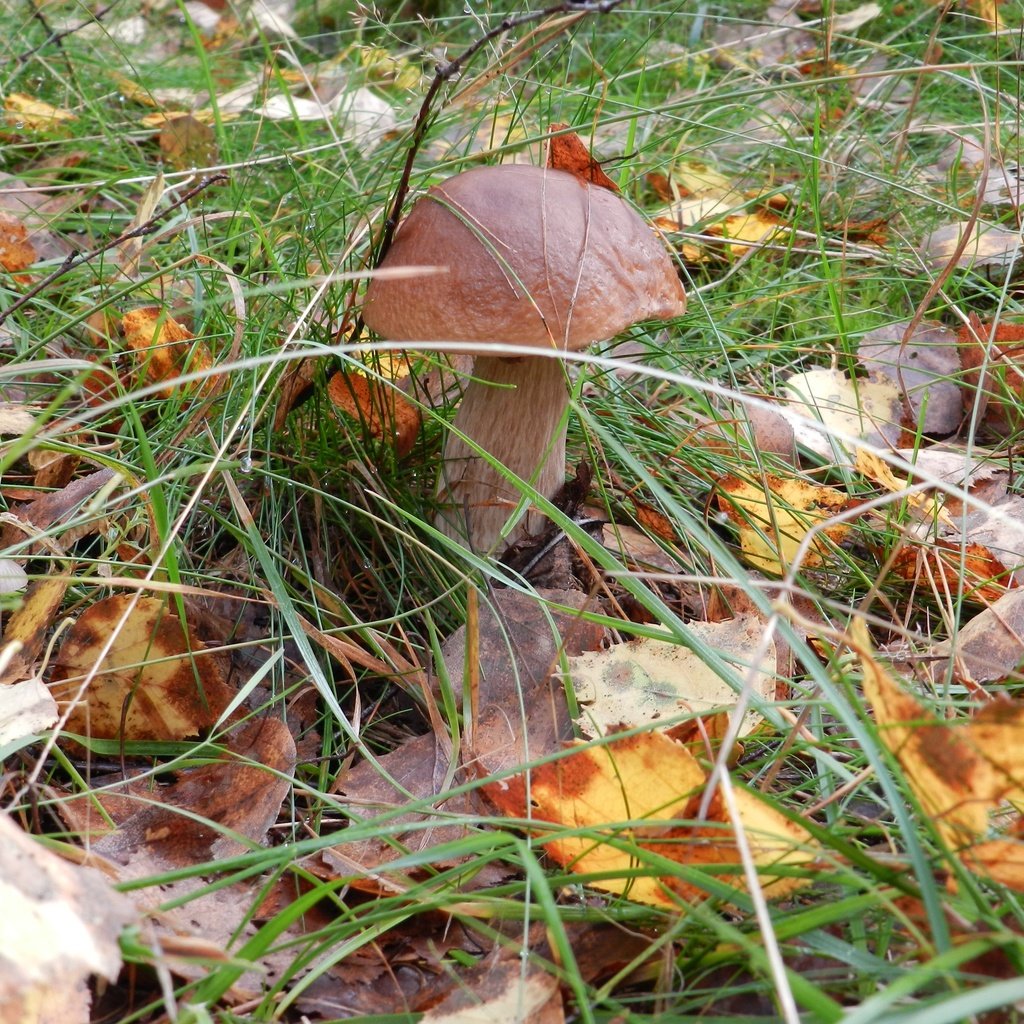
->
<box><xmin>0</xmin><ymin>577</ymin><xmax>70</xmax><ymax>685</ymax></box>
<box><xmin>0</xmin><ymin>813</ymin><xmax>135</xmax><ymax>1023</ymax></box>
<box><xmin>50</xmin><ymin>594</ymin><xmax>236</xmax><ymax>744</ymax></box>
<box><xmin>780</xmin><ymin>367</ymin><xmax>902</xmax><ymax>461</ymax></box>
<box><xmin>958</xmin><ymin>314</ymin><xmax>1024</xmax><ymax>435</ymax></box>
<box><xmin>327</xmin><ymin>367</ymin><xmax>421</xmax><ymax>457</ymax></box>
<box><xmin>485</xmin><ymin>730</ymin><xmax>816</xmax><ymax>907</ymax></box>
<box><xmin>93</xmin><ymin>718</ymin><xmax>295</xmax><ymax>868</ymax></box>
<box><xmin>856</xmin><ymin>321</ymin><xmax>962</xmax><ymax>436</ymax></box>
<box><xmin>717</xmin><ymin>474</ymin><xmax>850</xmax><ymax>574</ymax></box>
<box><xmin>0</xmin><ymin>676</ymin><xmax>58</xmax><ymax>748</ymax></box>
<box><xmin>892</xmin><ymin>539</ymin><xmax>1017</xmax><ymax>606</ymax></box>
<box><xmin>0</xmin><ymin>403</ymin><xmax>36</xmax><ymax>434</ymax></box>
<box><xmin>547</xmin><ymin>123</ymin><xmax>618</xmax><ymax>191</ymax></box>
<box><xmin>567</xmin><ymin>617</ymin><xmax>777</xmax><ymax>741</ymax></box>
<box><xmin>121</xmin><ymin>307</ymin><xmax>215</xmax><ymax>396</ymax></box>
<box><xmin>0</xmin><ymin>216</ymin><xmax>37</xmax><ymax>274</ymax></box>
<box><xmin>158</xmin><ymin>114</ymin><xmax>218</xmax><ymax>171</ymax></box>
<box><xmin>918</xmin><ymin>221</ymin><xmax>1021</xmax><ymax>272</ymax></box>
<box><xmin>854</xmin><ymin>620</ymin><xmax>1024</xmax><ymax>884</ymax></box>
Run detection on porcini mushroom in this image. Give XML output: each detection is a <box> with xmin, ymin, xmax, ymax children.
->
<box><xmin>362</xmin><ymin>164</ymin><xmax>686</xmax><ymax>551</ymax></box>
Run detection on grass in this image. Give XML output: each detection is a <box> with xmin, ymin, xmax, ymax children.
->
<box><xmin>4</xmin><ymin>0</ymin><xmax>1024</xmax><ymax>1021</ymax></box>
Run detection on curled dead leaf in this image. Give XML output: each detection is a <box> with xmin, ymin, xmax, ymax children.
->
<box><xmin>121</xmin><ymin>307</ymin><xmax>216</xmax><ymax>397</ymax></box>
<box><xmin>327</xmin><ymin>368</ymin><xmax>421</xmax><ymax>457</ymax></box>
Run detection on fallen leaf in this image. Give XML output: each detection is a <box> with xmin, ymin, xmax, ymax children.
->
<box><xmin>0</xmin><ymin>216</ymin><xmax>37</xmax><ymax>274</ymax></box>
<box><xmin>0</xmin><ymin>403</ymin><xmax>36</xmax><ymax>434</ymax></box>
<box><xmin>711</xmin><ymin>1</ymin><xmax>815</xmax><ymax>70</ymax></box>
<box><xmin>485</xmin><ymin>730</ymin><xmax>816</xmax><ymax>907</ymax></box>
<box><xmin>0</xmin><ymin>813</ymin><xmax>135</xmax><ymax>1022</ymax></box>
<box><xmin>918</xmin><ymin>221</ymin><xmax>1022</xmax><ymax>271</ymax></box>
<box><xmin>926</xmin><ymin>588</ymin><xmax>1024</xmax><ymax>687</ymax></box>
<box><xmin>717</xmin><ymin>474</ymin><xmax>850</xmax><ymax>574</ymax></box>
<box><xmin>546</xmin><ymin>123</ymin><xmax>618</xmax><ymax>192</ymax></box>
<box><xmin>121</xmin><ymin>306</ymin><xmax>216</xmax><ymax>396</ymax></box>
<box><xmin>0</xmin><ymin>676</ymin><xmax>58</xmax><ymax>748</ymax></box>
<box><xmin>567</xmin><ymin>618</ymin><xmax>777</xmax><ymax>741</ymax></box>
<box><xmin>421</xmin><ymin>952</ymin><xmax>562</xmax><ymax>1024</ymax></box>
<box><xmin>856</xmin><ymin>321</ymin><xmax>962</xmax><ymax>436</ymax></box>
<box><xmin>49</xmin><ymin>594</ymin><xmax>236</xmax><ymax>744</ymax></box>
<box><xmin>94</xmin><ymin>718</ymin><xmax>295</xmax><ymax>867</ymax></box>
<box><xmin>327</xmin><ymin>368</ymin><xmax>421</xmax><ymax>457</ymax></box>
<box><xmin>4</xmin><ymin>93</ymin><xmax>75</xmax><ymax>130</ymax></box>
<box><xmin>0</xmin><ymin>576</ymin><xmax>70</xmax><ymax>685</ymax></box>
<box><xmin>779</xmin><ymin>367</ymin><xmax>902</xmax><ymax>461</ymax></box>
<box><xmin>854</xmin><ymin>620</ymin><xmax>1024</xmax><ymax>876</ymax></box>
<box><xmin>892</xmin><ymin>538</ymin><xmax>1017</xmax><ymax>606</ymax></box>
<box><xmin>958</xmin><ymin>314</ymin><xmax>1024</xmax><ymax>435</ymax></box>
<box><xmin>159</xmin><ymin>114</ymin><xmax>218</xmax><ymax>171</ymax></box>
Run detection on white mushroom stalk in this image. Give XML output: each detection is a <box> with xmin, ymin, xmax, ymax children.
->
<box><xmin>362</xmin><ymin>164</ymin><xmax>686</xmax><ymax>553</ymax></box>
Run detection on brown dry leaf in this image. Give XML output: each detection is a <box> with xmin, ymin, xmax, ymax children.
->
<box><xmin>5</xmin><ymin>93</ymin><xmax>75</xmax><ymax>130</ymax></box>
<box><xmin>892</xmin><ymin>539</ymin><xmax>1017</xmax><ymax>606</ymax></box>
<box><xmin>0</xmin><ymin>215</ymin><xmax>37</xmax><ymax>274</ymax></box>
<box><xmin>485</xmin><ymin>730</ymin><xmax>815</xmax><ymax>908</ymax></box>
<box><xmin>717</xmin><ymin>474</ymin><xmax>850</xmax><ymax>574</ymax></box>
<box><xmin>329</xmin><ymin>589</ymin><xmax>605</xmax><ymax>885</ymax></box>
<box><xmin>159</xmin><ymin>114</ymin><xmax>218</xmax><ymax>171</ymax></box>
<box><xmin>94</xmin><ymin>718</ymin><xmax>295</xmax><ymax>868</ymax></box>
<box><xmin>0</xmin><ymin>403</ymin><xmax>36</xmax><ymax>434</ymax></box>
<box><xmin>856</xmin><ymin>321</ymin><xmax>962</xmax><ymax>436</ymax></box>
<box><xmin>49</xmin><ymin>594</ymin><xmax>236</xmax><ymax>744</ymax></box>
<box><xmin>927</xmin><ymin>588</ymin><xmax>1024</xmax><ymax>688</ymax></box>
<box><xmin>779</xmin><ymin>367</ymin><xmax>903</xmax><ymax>461</ymax></box>
<box><xmin>0</xmin><ymin>469</ymin><xmax>118</xmax><ymax>554</ymax></box>
<box><xmin>918</xmin><ymin>221</ymin><xmax>1021</xmax><ymax>271</ymax></box>
<box><xmin>568</xmin><ymin>617</ymin><xmax>776</xmax><ymax>741</ymax></box>
<box><xmin>0</xmin><ymin>814</ymin><xmax>135</xmax><ymax>1023</ymax></box>
<box><xmin>327</xmin><ymin>368</ymin><xmax>421</xmax><ymax>458</ymax></box>
<box><xmin>121</xmin><ymin>306</ymin><xmax>216</xmax><ymax>396</ymax></box>
<box><xmin>421</xmin><ymin>952</ymin><xmax>562</xmax><ymax>1024</ymax></box>
<box><xmin>89</xmin><ymin>720</ymin><xmax>297</xmax><ymax>999</ymax></box>
<box><xmin>546</xmin><ymin>123</ymin><xmax>618</xmax><ymax>192</ymax></box>
<box><xmin>958</xmin><ymin>314</ymin><xmax>1024</xmax><ymax>435</ymax></box>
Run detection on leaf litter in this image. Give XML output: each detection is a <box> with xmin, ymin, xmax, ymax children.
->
<box><xmin>7</xmin><ymin>1</ymin><xmax>1024</xmax><ymax>1019</ymax></box>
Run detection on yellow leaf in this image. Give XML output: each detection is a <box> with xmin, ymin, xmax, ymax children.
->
<box><xmin>853</xmin><ymin>620</ymin><xmax>1024</xmax><ymax>859</ymax></box>
<box><xmin>717</xmin><ymin>474</ymin><xmax>849</xmax><ymax>574</ymax></box>
<box><xmin>50</xmin><ymin>595</ymin><xmax>236</xmax><ymax>744</ymax></box>
<box><xmin>485</xmin><ymin>730</ymin><xmax>816</xmax><ymax>907</ymax></box>
<box><xmin>5</xmin><ymin>93</ymin><xmax>75</xmax><ymax>130</ymax></box>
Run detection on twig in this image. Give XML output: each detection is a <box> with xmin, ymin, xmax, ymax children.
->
<box><xmin>0</xmin><ymin>174</ymin><xmax>227</xmax><ymax>328</ymax></box>
<box><xmin>15</xmin><ymin>0</ymin><xmax>119</xmax><ymax>67</ymax></box>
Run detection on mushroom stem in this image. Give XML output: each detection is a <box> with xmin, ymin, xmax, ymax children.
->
<box><xmin>436</xmin><ymin>353</ymin><xmax>570</xmax><ymax>551</ymax></box>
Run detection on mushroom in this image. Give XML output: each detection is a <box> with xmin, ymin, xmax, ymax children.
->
<box><xmin>362</xmin><ymin>164</ymin><xmax>686</xmax><ymax>551</ymax></box>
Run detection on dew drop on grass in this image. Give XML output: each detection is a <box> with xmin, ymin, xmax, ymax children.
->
<box><xmin>239</xmin><ymin>456</ymin><xmax>253</xmax><ymax>474</ymax></box>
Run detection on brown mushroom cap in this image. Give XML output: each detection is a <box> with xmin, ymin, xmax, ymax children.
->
<box><xmin>363</xmin><ymin>165</ymin><xmax>686</xmax><ymax>348</ymax></box>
